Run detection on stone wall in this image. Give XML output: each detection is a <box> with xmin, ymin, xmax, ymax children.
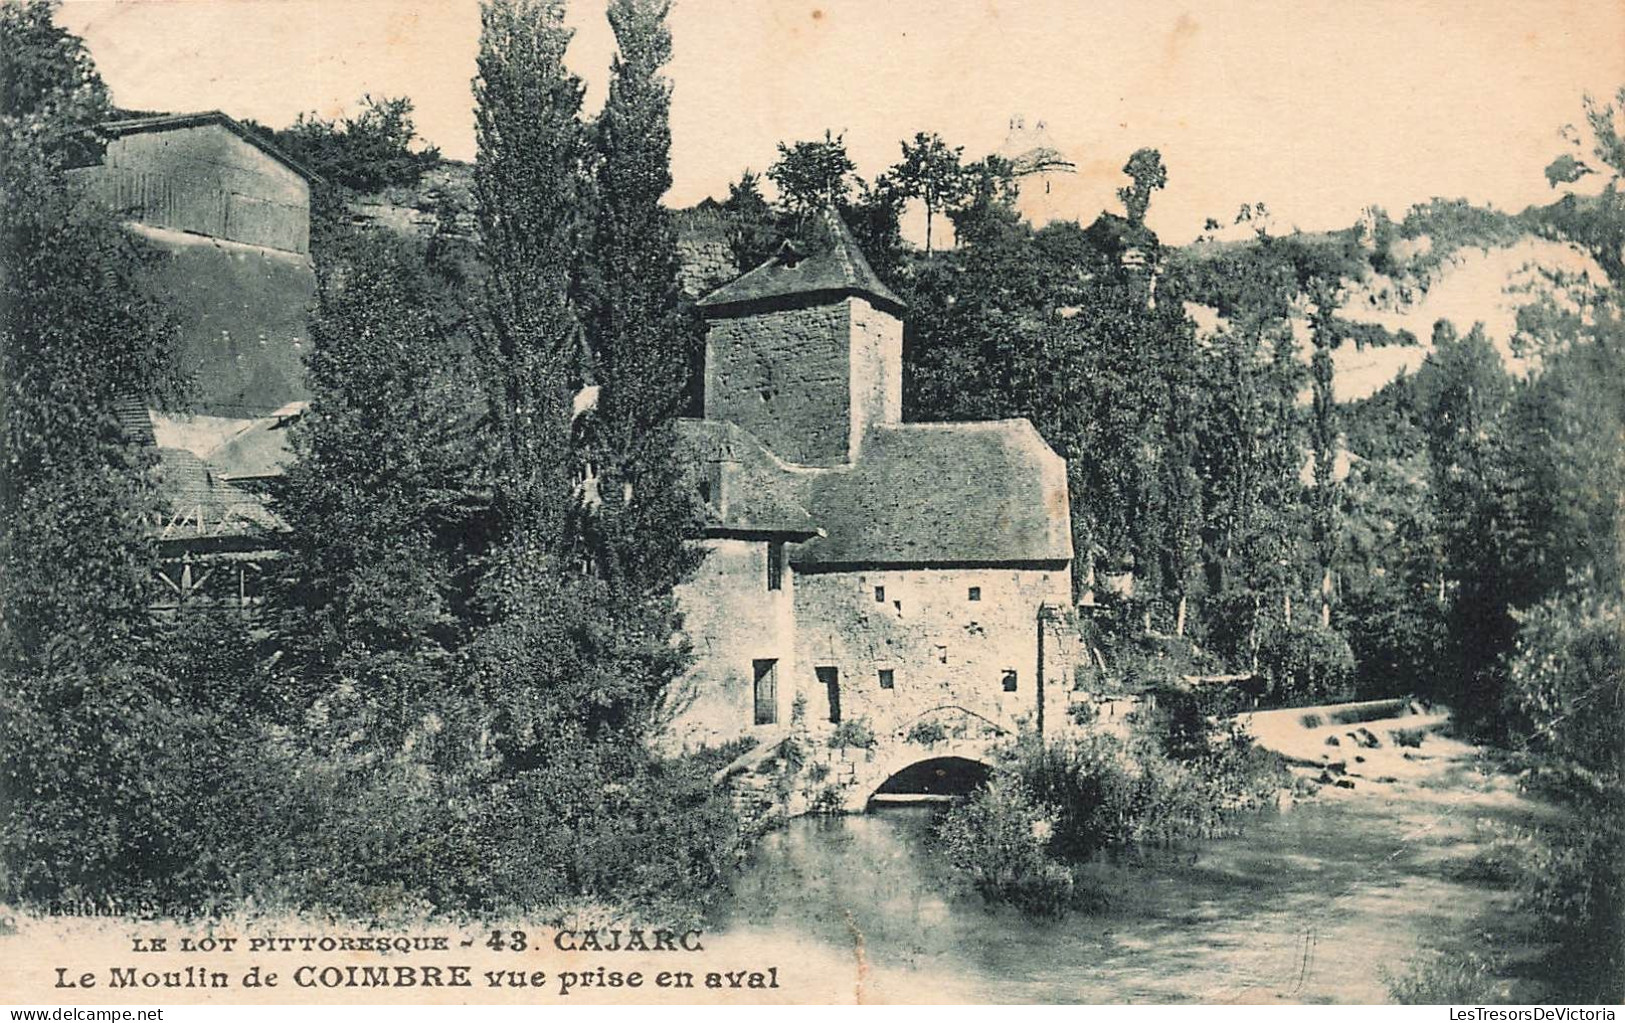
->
<box><xmin>90</xmin><ymin>124</ymin><xmax>310</xmax><ymax>255</ymax></box>
<box><xmin>664</xmin><ymin>537</ymin><xmax>797</xmax><ymax>751</ymax></box>
<box><xmin>704</xmin><ymin>301</ymin><xmax>853</xmax><ymax>466</ymax></box>
<box><xmin>677</xmin><ymin>237</ymin><xmax>734</xmax><ymax>298</ymax></box>
<box><xmin>792</xmin><ymin>564</ymin><xmax>1075</xmax><ymax>743</ymax></box>
<box><xmin>130</xmin><ymin>225</ymin><xmax>315</xmax><ymax>416</ymax></box>
<box><xmin>847</xmin><ymin>296</ymin><xmax>902</xmax><ymax>458</ymax></box>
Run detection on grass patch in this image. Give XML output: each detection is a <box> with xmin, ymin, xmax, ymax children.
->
<box><xmin>1384</xmin><ymin>949</ymin><xmax>1514</xmax><ymax>1003</ymax></box>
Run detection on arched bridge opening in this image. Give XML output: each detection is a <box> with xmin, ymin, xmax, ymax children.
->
<box><xmin>868</xmin><ymin>755</ymin><xmax>992</xmax><ymax>807</ymax></box>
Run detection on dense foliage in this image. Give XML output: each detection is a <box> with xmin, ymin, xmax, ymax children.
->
<box><xmin>0</xmin><ymin>0</ymin><xmax>188</xmax><ymax>904</ymax></box>
<box><xmin>248</xmin><ymin>95</ymin><xmax>441</xmax><ymax>194</ymax></box>
<box><xmin>0</xmin><ymin>0</ymin><xmax>736</xmax><ymax>922</ymax></box>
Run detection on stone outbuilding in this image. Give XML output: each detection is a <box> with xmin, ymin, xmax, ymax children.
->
<box><xmin>76</xmin><ymin>110</ymin><xmax>317</xmax><ymax>611</ymax></box>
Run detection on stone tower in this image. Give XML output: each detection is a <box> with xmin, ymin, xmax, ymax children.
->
<box><xmin>696</xmin><ymin>208</ymin><xmax>904</xmax><ymax>467</ymax></box>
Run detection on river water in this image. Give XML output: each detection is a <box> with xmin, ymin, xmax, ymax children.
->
<box><xmin>707</xmin><ymin>782</ymin><xmax>1542</xmax><ymax>1004</ymax></box>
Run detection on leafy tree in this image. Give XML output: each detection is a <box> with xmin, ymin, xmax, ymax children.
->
<box><xmin>1182</xmin><ymin>226</ymin><xmax>1412</xmax><ymax>631</ymax></box>
<box><xmin>1337</xmin><ymin>375</ymin><xmax>1448</xmax><ymax>697</ymax></box>
<box><xmin>902</xmin><ymin>164</ymin><xmax>1208</xmax><ymax>626</ymax></box>
<box><xmin>241</xmin><ymin>95</ymin><xmax>443</xmax><ymax>255</ymax></box>
<box><xmin>465</xmin><ymin>5</ymin><xmax>733</xmax><ymax>898</ymax></box>
<box><xmin>273</xmin><ymin>232</ymin><xmax>483</xmax><ymax>719</ymax></box>
<box><xmin>1471</xmin><ymin>88</ymin><xmax>1625</xmax><ymax>1003</ymax></box>
<box><xmin>767</xmin><ymin>129</ymin><xmax>856</xmax><ymax>217</ymax></box>
<box><xmin>0</xmin><ymin>0</ymin><xmax>108</xmax><ymax>130</ymax></box>
<box><xmin>1415</xmin><ymin>321</ymin><xmax>1526</xmax><ymax>722</ymax></box>
<box><xmin>0</xmin><ymin>0</ymin><xmax>195</xmax><ymax>905</ymax></box>
<box><xmin>1534</xmin><ymin>87</ymin><xmax>1625</xmax><ymax>285</ymax></box>
<box><xmin>1192</xmin><ymin>322</ymin><xmax>1310</xmax><ymax>664</ymax></box>
<box><xmin>720</xmin><ymin>169</ymin><xmax>779</xmax><ymax>271</ymax></box>
<box><xmin>0</xmin><ymin>0</ymin><xmax>180</xmax><ymax>678</ymax></box>
<box><xmin>1117</xmin><ymin>147</ymin><xmax>1167</xmax><ymax>227</ymax></box>
<box><xmin>1275</xmin><ymin>233</ymin><xmax>1401</xmax><ymax>629</ymax></box>
<box><xmin>267</xmin><ymin>95</ymin><xmax>440</xmax><ymax>193</ymax></box>
<box><xmin>947</xmin><ymin>154</ymin><xmax>1020</xmax><ymax>247</ymax></box>
<box><xmin>893</xmin><ymin>131</ymin><xmax>971</xmax><ymax>254</ymax></box>
<box><xmin>1498</xmin><ymin>581</ymin><xmax>1624</xmax><ymax>1002</ymax></box>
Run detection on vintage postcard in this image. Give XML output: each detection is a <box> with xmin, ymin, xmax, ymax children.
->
<box><xmin>2</xmin><ymin>0</ymin><xmax>1622</xmax><ymax>1009</ymax></box>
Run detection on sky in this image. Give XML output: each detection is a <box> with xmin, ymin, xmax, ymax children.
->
<box><xmin>57</xmin><ymin>0</ymin><xmax>1625</xmax><ymax>244</ymax></box>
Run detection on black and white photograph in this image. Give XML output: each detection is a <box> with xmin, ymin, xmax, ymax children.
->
<box><xmin>0</xmin><ymin>0</ymin><xmax>1621</xmax><ymax>1008</ymax></box>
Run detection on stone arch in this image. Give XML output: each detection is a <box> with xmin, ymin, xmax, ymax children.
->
<box><xmin>843</xmin><ymin>740</ymin><xmax>998</xmax><ymax>812</ymax></box>
<box><xmin>873</xmin><ymin>756</ymin><xmax>991</xmax><ymax>797</ymax></box>
<box><xmin>889</xmin><ymin>704</ymin><xmax>1008</xmax><ymax>745</ymax></box>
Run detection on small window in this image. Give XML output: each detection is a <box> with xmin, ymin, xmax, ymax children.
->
<box><xmin>767</xmin><ymin>540</ymin><xmax>784</xmax><ymax>591</ymax></box>
<box><xmin>878</xmin><ymin>668</ymin><xmax>894</xmax><ymax>690</ymax></box>
<box><xmin>968</xmin><ymin>586</ymin><xmax>981</xmax><ymax>602</ymax></box>
<box><xmin>753</xmin><ymin>659</ymin><xmax>778</xmax><ymax>725</ymax></box>
<box><xmin>874</xmin><ymin>585</ymin><xmax>885</xmax><ymax>603</ymax></box>
<box><xmin>935</xmin><ymin>645</ymin><xmax>948</xmax><ymax>664</ymax></box>
<box><xmin>1001</xmin><ymin>669</ymin><xmax>1018</xmax><ymax>693</ymax></box>
<box><xmin>698</xmin><ymin>479</ymin><xmax>712</xmax><ymax>504</ymax></box>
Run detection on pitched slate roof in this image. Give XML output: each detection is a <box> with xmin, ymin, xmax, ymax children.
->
<box><xmin>696</xmin><ymin>207</ymin><xmax>904</xmax><ymax>316</ymax></box>
<box><xmin>673</xmin><ymin>419</ymin><xmax>820</xmax><ymax>537</ymax></box>
<box><xmin>113</xmin><ymin>393</ymin><xmax>155</xmax><ymax>445</ymax></box>
<box><xmin>790</xmin><ymin>420</ymin><xmax>1073</xmax><ymax>568</ymax></box>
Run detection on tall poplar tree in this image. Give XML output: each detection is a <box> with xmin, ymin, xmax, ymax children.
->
<box><xmin>580</xmin><ymin>0</ymin><xmax>703</xmax><ymax>594</ymax></box>
<box><xmin>466</xmin><ymin>0</ymin><xmax>693</xmax><ymax>751</ymax></box>
<box><xmin>471</xmin><ymin>0</ymin><xmax>586</xmax><ymax>557</ymax></box>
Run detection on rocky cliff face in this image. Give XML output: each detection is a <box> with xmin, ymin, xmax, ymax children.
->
<box><xmin>342</xmin><ymin>162</ymin><xmax>744</xmax><ymax>303</ymax></box>
<box><xmin>1179</xmin><ymin>213</ymin><xmax>1606</xmax><ymax>401</ymax></box>
<box><xmin>1326</xmin><ymin>235</ymin><xmax>1599</xmax><ymax>398</ymax></box>
<box><xmin>344</xmin><ymin>160</ymin><xmax>479</xmax><ymax>244</ymax></box>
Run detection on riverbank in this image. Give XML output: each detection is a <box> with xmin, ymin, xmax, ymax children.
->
<box><xmin>707</xmin><ymin>703</ymin><xmax>1564</xmax><ymax>1003</ymax></box>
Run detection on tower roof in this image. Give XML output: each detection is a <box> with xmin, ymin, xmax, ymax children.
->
<box><xmin>697</xmin><ymin>207</ymin><xmax>904</xmax><ymax>316</ymax></box>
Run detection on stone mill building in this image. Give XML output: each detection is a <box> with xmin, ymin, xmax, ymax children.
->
<box><xmin>667</xmin><ymin>209</ymin><xmax>1082</xmax><ymax>763</ymax></box>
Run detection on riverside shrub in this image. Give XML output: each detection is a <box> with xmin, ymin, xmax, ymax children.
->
<box><xmin>935</xmin><ymin>775</ymin><xmax>1074</xmax><ymax>917</ymax></box>
<box><xmin>1256</xmin><ymin>619</ymin><xmax>1355</xmax><ymax>707</ymax></box>
<box><xmin>936</xmin><ymin>725</ymin><xmax>1286</xmax><ymax>916</ymax></box>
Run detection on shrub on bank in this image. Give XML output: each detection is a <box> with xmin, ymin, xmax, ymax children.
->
<box><xmin>935</xmin><ymin>724</ymin><xmax>1286</xmax><ymax>916</ymax></box>
<box><xmin>1385</xmin><ymin>949</ymin><xmax>1512</xmax><ymax>1003</ymax></box>
<box><xmin>935</xmin><ymin>775</ymin><xmax>1075</xmax><ymax>918</ymax></box>
<box><xmin>1256</xmin><ymin>619</ymin><xmax>1356</xmax><ymax>707</ymax></box>
<box><xmin>1499</xmin><ymin>585</ymin><xmax>1624</xmax><ymax>1002</ymax></box>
